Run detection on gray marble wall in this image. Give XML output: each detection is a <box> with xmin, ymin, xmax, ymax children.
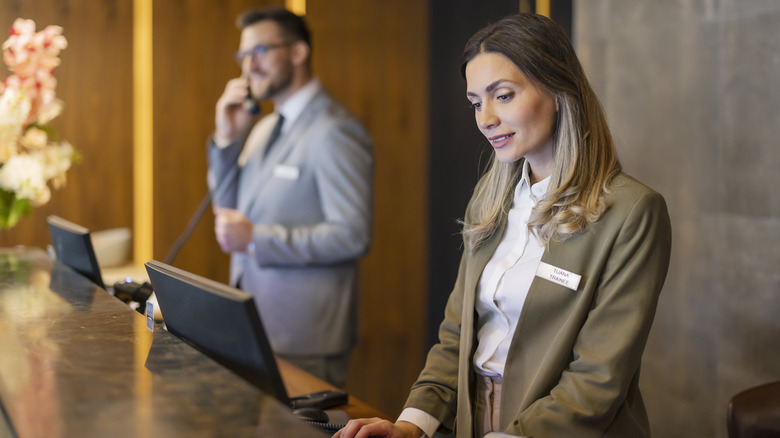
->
<box><xmin>574</xmin><ymin>1</ymin><xmax>780</xmax><ymax>437</ymax></box>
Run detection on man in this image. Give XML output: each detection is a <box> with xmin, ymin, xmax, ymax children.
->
<box><xmin>207</xmin><ymin>7</ymin><xmax>374</xmax><ymax>388</ymax></box>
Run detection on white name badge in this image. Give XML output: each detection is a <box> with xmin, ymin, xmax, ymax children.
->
<box><xmin>273</xmin><ymin>164</ymin><xmax>300</xmax><ymax>180</ymax></box>
<box><xmin>535</xmin><ymin>261</ymin><xmax>582</xmax><ymax>291</ymax></box>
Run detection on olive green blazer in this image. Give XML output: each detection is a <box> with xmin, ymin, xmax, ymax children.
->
<box><xmin>405</xmin><ymin>172</ymin><xmax>672</xmax><ymax>438</ymax></box>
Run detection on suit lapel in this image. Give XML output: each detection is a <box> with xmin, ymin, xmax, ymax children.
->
<box><xmin>264</xmin><ymin>92</ymin><xmax>325</xmax><ymax>165</ymax></box>
<box><xmin>239</xmin><ymin>90</ymin><xmax>329</xmax><ymax>216</ymax></box>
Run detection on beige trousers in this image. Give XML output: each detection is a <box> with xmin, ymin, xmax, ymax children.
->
<box><xmin>474</xmin><ymin>374</ymin><xmax>503</xmax><ymax>437</ymax></box>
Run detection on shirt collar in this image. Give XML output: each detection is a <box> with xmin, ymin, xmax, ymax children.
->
<box><xmin>516</xmin><ymin>159</ymin><xmax>551</xmax><ymax>202</ymax></box>
<box><xmin>277</xmin><ymin>78</ymin><xmax>321</xmax><ymax>132</ymax></box>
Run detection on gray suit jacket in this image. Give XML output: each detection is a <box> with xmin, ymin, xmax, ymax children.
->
<box><xmin>405</xmin><ymin>171</ymin><xmax>672</xmax><ymax>437</ymax></box>
<box><xmin>208</xmin><ymin>88</ymin><xmax>374</xmax><ymax>356</ymax></box>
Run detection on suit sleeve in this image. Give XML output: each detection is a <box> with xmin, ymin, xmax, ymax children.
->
<box><xmin>508</xmin><ymin>192</ymin><xmax>672</xmax><ymax>437</ymax></box>
<box><xmin>251</xmin><ymin>117</ymin><xmax>374</xmax><ymax>266</ymax></box>
<box><xmin>207</xmin><ymin>136</ymin><xmax>244</xmax><ymax>209</ymax></box>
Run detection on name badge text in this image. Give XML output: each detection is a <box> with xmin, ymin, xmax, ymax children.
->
<box><xmin>535</xmin><ymin>262</ymin><xmax>581</xmax><ymax>291</ymax></box>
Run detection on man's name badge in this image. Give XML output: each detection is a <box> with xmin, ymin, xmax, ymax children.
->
<box><xmin>273</xmin><ymin>164</ymin><xmax>300</xmax><ymax>180</ymax></box>
<box><xmin>535</xmin><ymin>261</ymin><xmax>581</xmax><ymax>291</ymax></box>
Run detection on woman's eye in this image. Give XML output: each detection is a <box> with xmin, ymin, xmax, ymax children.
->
<box><xmin>469</xmin><ymin>102</ymin><xmax>482</xmax><ymax>110</ymax></box>
<box><xmin>497</xmin><ymin>92</ymin><xmax>514</xmax><ymax>102</ymax></box>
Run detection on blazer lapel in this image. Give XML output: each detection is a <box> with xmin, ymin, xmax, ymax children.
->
<box><xmin>456</xmin><ymin>221</ymin><xmax>506</xmax><ymax>437</ymax></box>
<box><xmin>240</xmin><ymin>91</ymin><xmax>329</xmax><ymax>217</ymax></box>
<box><xmin>267</xmin><ymin>91</ymin><xmax>326</xmax><ymax>164</ymax></box>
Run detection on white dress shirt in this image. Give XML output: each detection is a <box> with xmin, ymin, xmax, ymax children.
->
<box><xmin>237</xmin><ymin>78</ymin><xmax>322</xmax><ymax>166</ymax></box>
<box><xmin>398</xmin><ymin>161</ymin><xmax>549</xmax><ymax>437</ymax></box>
<box><xmin>473</xmin><ymin>162</ymin><xmax>548</xmax><ymax>376</ymax></box>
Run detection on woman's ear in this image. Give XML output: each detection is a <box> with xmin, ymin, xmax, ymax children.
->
<box><xmin>290</xmin><ymin>40</ymin><xmax>310</xmax><ymax>67</ymax></box>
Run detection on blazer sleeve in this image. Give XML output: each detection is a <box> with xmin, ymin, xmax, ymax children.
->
<box><xmin>402</xmin><ymin>185</ymin><xmax>488</xmax><ymax>433</ymax></box>
<box><xmin>207</xmin><ymin>136</ymin><xmax>244</xmax><ymax>209</ymax></box>
<box><xmin>508</xmin><ymin>191</ymin><xmax>672</xmax><ymax>437</ymax></box>
<box><xmin>403</xmin><ymin>249</ymin><xmax>467</xmax><ymax>434</ymax></box>
<box><xmin>251</xmin><ymin>117</ymin><xmax>374</xmax><ymax>266</ymax></box>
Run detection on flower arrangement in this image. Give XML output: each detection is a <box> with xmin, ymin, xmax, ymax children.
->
<box><xmin>0</xmin><ymin>18</ymin><xmax>78</xmax><ymax>229</ymax></box>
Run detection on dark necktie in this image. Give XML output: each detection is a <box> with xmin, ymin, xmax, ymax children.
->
<box><xmin>263</xmin><ymin>114</ymin><xmax>285</xmax><ymax>158</ymax></box>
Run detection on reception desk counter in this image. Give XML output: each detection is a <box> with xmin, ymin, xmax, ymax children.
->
<box><xmin>0</xmin><ymin>247</ymin><xmax>382</xmax><ymax>437</ymax></box>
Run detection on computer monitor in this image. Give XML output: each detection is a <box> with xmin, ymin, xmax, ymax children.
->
<box><xmin>144</xmin><ymin>260</ymin><xmax>348</xmax><ymax>412</ymax></box>
<box><xmin>144</xmin><ymin>260</ymin><xmax>290</xmax><ymax>403</ymax></box>
<box><xmin>47</xmin><ymin>215</ymin><xmax>105</xmax><ymax>289</ymax></box>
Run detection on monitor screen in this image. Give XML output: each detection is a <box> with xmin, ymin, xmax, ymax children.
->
<box><xmin>47</xmin><ymin>215</ymin><xmax>105</xmax><ymax>289</ymax></box>
<box><xmin>144</xmin><ymin>260</ymin><xmax>290</xmax><ymax>404</ymax></box>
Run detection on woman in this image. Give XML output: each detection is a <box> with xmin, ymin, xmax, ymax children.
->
<box><xmin>335</xmin><ymin>13</ymin><xmax>671</xmax><ymax>438</ymax></box>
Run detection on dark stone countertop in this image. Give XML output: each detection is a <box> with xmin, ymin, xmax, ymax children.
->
<box><xmin>0</xmin><ymin>246</ymin><xmax>326</xmax><ymax>437</ymax></box>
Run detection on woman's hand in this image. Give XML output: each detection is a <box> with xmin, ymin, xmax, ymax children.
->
<box><xmin>333</xmin><ymin>418</ymin><xmax>422</xmax><ymax>438</ymax></box>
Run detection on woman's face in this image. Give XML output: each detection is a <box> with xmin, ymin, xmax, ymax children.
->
<box><xmin>465</xmin><ymin>52</ymin><xmax>557</xmax><ymax>180</ymax></box>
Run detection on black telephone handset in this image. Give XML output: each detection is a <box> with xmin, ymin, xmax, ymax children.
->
<box><xmin>243</xmin><ymin>84</ymin><xmax>260</xmax><ymax>115</ymax></box>
<box><xmin>291</xmin><ymin>391</ymin><xmax>350</xmax><ymax>434</ymax></box>
<box><xmin>290</xmin><ymin>389</ymin><xmax>348</xmax><ymax>410</ymax></box>
<box><xmin>292</xmin><ymin>407</ymin><xmax>347</xmax><ymax>434</ymax></box>
<box><xmin>304</xmin><ymin>421</ymin><xmax>346</xmax><ymax>434</ymax></box>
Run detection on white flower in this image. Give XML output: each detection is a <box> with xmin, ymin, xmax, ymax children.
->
<box><xmin>0</xmin><ymin>88</ymin><xmax>30</xmax><ymax>156</ymax></box>
<box><xmin>36</xmin><ymin>141</ymin><xmax>73</xmax><ymax>185</ymax></box>
<box><xmin>36</xmin><ymin>98</ymin><xmax>63</xmax><ymax>124</ymax></box>
<box><xmin>0</xmin><ymin>143</ymin><xmax>15</xmax><ymax>163</ymax></box>
<box><xmin>0</xmin><ymin>154</ymin><xmax>47</xmax><ymax>201</ymax></box>
<box><xmin>31</xmin><ymin>183</ymin><xmax>51</xmax><ymax>206</ymax></box>
<box><xmin>20</xmin><ymin>127</ymin><xmax>48</xmax><ymax>149</ymax></box>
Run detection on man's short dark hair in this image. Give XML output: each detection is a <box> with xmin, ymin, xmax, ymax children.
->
<box><xmin>237</xmin><ymin>7</ymin><xmax>311</xmax><ymax>50</ymax></box>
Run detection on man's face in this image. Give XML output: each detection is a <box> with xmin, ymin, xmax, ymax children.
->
<box><xmin>238</xmin><ymin>20</ymin><xmax>294</xmax><ymax>102</ymax></box>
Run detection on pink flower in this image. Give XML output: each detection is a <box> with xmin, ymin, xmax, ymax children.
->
<box><xmin>2</xmin><ymin>19</ymin><xmax>35</xmax><ymax>68</ymax></box>
<box><xmin>0</xmin><ymin>18</ymin><xmax>75</xmax><ymax>222</ymax></box>
<box><xmin>2</xmin><ymin>18</ymin><xmax>67</xmax><ymax>125</ymax></box>
<box><xmin>39</xmin><ymin>25</ymin><xmax>68</xmax><ymax>55</ymax></box>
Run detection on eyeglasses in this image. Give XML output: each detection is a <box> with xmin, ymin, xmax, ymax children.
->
<box><xmin>234</xmin><ymin>42</ymin><xmax>292</xmax><ymax>65</ymax></box>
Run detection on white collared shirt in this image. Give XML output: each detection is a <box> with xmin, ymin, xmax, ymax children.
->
<box><xmin>474</xmin><ymin>162</ymin><xmax>549</xmax><ymax>376</ymax></box>
<box><xmin>237</xmin><ymin>78</ymin><xmax>322</xmax><ymax>166</ymax></box>
<box><xmin>398</xmin><ymin>162</ymin><xmax>549</xmax><ymax>437</ymax></box>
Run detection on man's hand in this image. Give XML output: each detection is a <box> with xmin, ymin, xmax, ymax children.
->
<box><xmin>332</xmin><ymin>419</ymin><xmax>422</xmax><ymax>438</ymax></box>
<box><xmin>214</xmin><ymin>77</ymin><xmax>256</xmax><ymax>146</ymax></box>
<box><xmin>214</xmin><ymin>207</ymin><xmax>253</xmax><ymax>254</ymax></box>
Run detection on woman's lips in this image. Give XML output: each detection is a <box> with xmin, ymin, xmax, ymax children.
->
<box><xmin>488</xmin><ymin>132</ymin><xmax>515</xmax><ymax>148</ymax></box>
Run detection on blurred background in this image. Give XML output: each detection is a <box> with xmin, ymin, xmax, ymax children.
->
<box><xmin>0</xmin><ymin>1</ymin><xmax>777</xmax><ymax>437</ymax></box>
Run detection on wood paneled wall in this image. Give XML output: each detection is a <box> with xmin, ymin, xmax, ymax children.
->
<box><xmin>0</xmin><ymin>0</ymin><xmax>134</xmax><ymax>246</ymax></box>
<box><xmin>1</xmin><ymin>0</ymin><xmax>429</xmax><ymax>418</ymax></box>
<box><xmin>306</xmin><ymin>0</ymin><xmax>430</xmax><ymax>417</ymax></box>
<box><xmin>150</xmin><ymin>0</ymin><xmax>281</xmax><ymax>284</ymax></box>
<box><xmin>151</xmin><ymin>0</ymin><xmax>430</xmax><ymax>416</ymax></box>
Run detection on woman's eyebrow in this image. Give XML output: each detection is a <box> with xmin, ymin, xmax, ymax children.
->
<box><xmin>466</xmin><ymin>79</ymin><xmax>508</xmax><ymax>98</ymax></box>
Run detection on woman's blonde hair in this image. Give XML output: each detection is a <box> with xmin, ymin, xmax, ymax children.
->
<box><xmin>461</xmin><ymin>13</ymin><xmax>622</xmax><ymax>252</ymax></box>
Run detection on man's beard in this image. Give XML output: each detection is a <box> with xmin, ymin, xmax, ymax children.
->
<box><xmin>256</xmin><ymin>64</ymin><xmax>294</xmax><ymax>101</ymax></box>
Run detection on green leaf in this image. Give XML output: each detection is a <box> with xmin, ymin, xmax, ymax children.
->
<box><xmin>0</xmin><ymin>189</ymin><xmax>32</xmax><ymax>229</ymax></box>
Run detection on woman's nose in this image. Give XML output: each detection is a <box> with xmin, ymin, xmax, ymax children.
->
<box><xmin>476</xmin><ymin>105</ymin><xmax>499</xmax><ymax>130</ymax></box>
